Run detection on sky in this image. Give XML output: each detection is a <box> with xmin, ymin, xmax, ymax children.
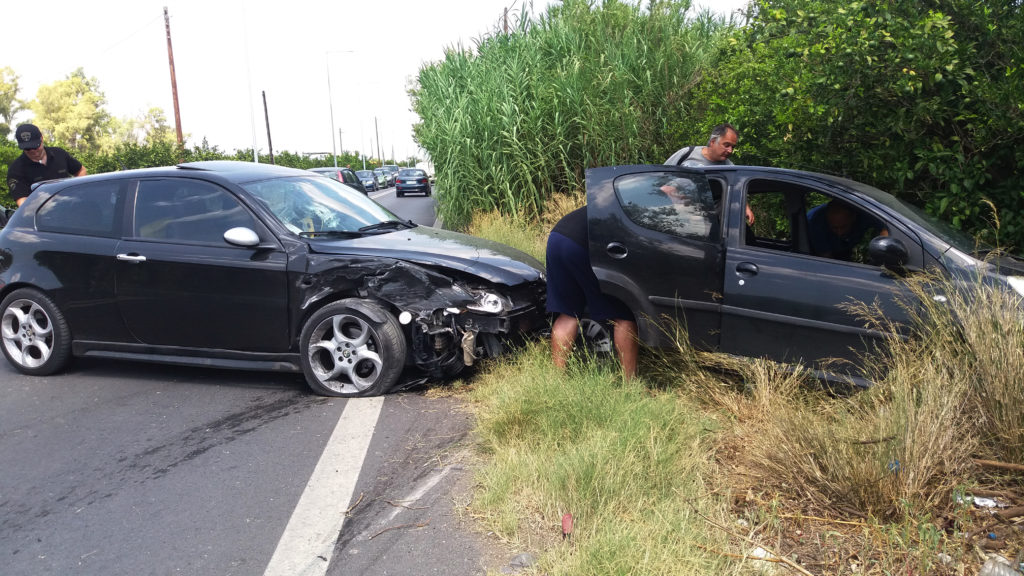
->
<box><xmin>3</xmin><ymin>0</ymin><xmax>747</xmax><ymax>163</ymax></box>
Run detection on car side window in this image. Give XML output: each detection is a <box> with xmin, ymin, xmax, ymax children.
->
<box><xmin>36</xmin><ymin>181</ymin><xmax>124</xmax><ymax>238</ymax></box>
<box><xmin>614</xmin><ymin>172</ymin><xmax>719</xmax><ymax>242</ymax></box>
<box><xmin>744</xmin><ymin>179</ymin><xmax>891</xmax><ymax>265</ymax></box>
<box><xmin>133</xmin><ymin>179</ymin><xmax>257</xmax><ymax>244</ymax></box>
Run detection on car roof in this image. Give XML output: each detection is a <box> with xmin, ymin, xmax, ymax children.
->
<box><xmin>177</xmin><ymin>160</ymin><xmax>312</xmax><ymax>182</ymax></box>
<box><xmin>690</xmin><ymin>164</ymin><xmax>894</xmax><ymax>203</ymax></box>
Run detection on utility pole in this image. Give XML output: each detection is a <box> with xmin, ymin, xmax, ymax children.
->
<box><xmin>338</xmin><ymin>128</ymin><xmax>344</xmax><ymax>156</ymax></box>
<box><xmin>164</xmin><ymin>7</ymin><xmax>183</xmax><ymax>149</ymax></box>
<box><xmin>262</xmin><ymin>91</ymin><xmax>274</xmax><ymax>164</ymax></box>
<box><xmin>374</xmin><ymin>117</ymin><xmax>381</xmax><ymax>166</ymax></box>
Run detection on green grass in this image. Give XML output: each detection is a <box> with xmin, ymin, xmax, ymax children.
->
<box><xmin>469</xmin><ymin>343</ymin><xmax>734</xmax><ymax>575</ymax></box>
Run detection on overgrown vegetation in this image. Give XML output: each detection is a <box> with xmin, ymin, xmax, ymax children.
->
<box><xmin>464</xmin><ymin>208</ymin><xmax>1024</xmax><ymax>575</ymax></box>
<box><xmin>412</xmin><ymin>0</ymin><xmax>729</xmax><ymax>229</ymax></box>
<box><xmin>694</xmin><ymin>0</ymin><xmax>1024</xmax><ymax>252</ymax></box>
<box><xmin>414</xmin><ymin>0</ymin><xmax>1024</xmax><ymax>253</ymax></box>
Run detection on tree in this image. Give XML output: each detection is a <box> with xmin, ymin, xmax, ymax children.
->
<box><xmin>692</xmin><ymin>0</ymin><xmax>1024</xmax><ymax>250</ymax></box>
<box><xmin>0</xmin><ymin>67</ymin><xmax>21</xmax><ymax>142</ymax></box>
<box><xmin>110</xmin><ymin>107</ymin><xmax>175</xmax><ymax>147</ymax></box>
<box><xmin>27</xmin><ymin>68</ymin><xmax>110</xmax><ymax>154</ymax></box>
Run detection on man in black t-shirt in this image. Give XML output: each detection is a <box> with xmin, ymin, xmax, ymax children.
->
<box><xmin>7</xmin><ymin>123</ymin><xmax>87</xmax><ymax>207</ymax></box>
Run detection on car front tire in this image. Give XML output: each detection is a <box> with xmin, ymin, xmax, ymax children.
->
<box><xmin>299</xmin><ymin>299</ymin><xmax>407</xmax><ymax>397</ymax></box>
<box><xmin>0</xmin><ymin>288</ymin><xmax>72</xmax><ymax>376</ymax></box>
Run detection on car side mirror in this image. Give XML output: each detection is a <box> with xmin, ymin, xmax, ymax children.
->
<box><xmin>868</xmin><ymin>235</ymin><xmax>908</xmax><ymax>268</ymax></box>
<box><xmin>224</xmin><ymin>226</ymin><xmax>261</xmax><ymax>247</ymax></box>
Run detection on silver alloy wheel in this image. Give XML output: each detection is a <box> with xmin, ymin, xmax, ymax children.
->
<box><xmin>1</xmin><ymin>298</ymin><xmax>55</xmax><ymax>369</ymax></box>
<box><xmin>306</xmin><ymin>313</ymin><xmax>384</xmax><ymax>395</ymax></box>
<box><xmin>579</xmin><ymin>318</ymin><xmax>613</xmax><ymax>354</ymax></box>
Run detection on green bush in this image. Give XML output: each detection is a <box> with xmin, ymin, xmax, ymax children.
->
<box><xmin>1</xmin><ymin>138</ymin><xmax>382</xmax><ymax>209</ymax></box>
<box><xmin>692</xmin><ymin>0</ymin><xmax>1024</xmax><ymax>252</ymax></box>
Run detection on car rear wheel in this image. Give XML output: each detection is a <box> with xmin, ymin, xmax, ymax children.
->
<box><xmin>299</xmin><ymin>299</ymin><xmax>407</xmax><ymax>397</ymax></box>
<box><xmin>0</xmin><ymin>288</ymin><xmax>72</xmax><ymax>375</ymax></box>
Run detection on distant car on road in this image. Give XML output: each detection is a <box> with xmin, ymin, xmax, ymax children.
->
<box><xmin>308</xmin><ymin>167</ymin><xmax>368</xmax><ymax>194</ymax></box>
<box><xmin>374</xmin><ymin>168</ymin><xmax>393</xmax><ymax>188</ymax></box>
<box><xmin>0</xmin><ymin>161</ymin><xmax>547</xmax><ymax>397</ymax></box>
<box><xmin>395</xmin><ymin>168</ymin><xmax>431</xmax><ymax>197</ymax></box>
<box><xmin>355</xmin><ymin>170</ymin><xmax>379</xmax><ymax>192</ymax></box>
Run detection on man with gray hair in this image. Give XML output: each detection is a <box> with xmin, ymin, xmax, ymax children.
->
<box><xmin>663</xmin><ymin>123</ymin><xmax>753</xmax><ymax>224</ymax></box>
<box><xmin>665</xmin><ymin>123</ymin><xmax>739</xmax><ymax>166</ymax></box>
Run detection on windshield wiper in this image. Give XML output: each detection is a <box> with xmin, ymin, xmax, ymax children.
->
<box><xmin>299</xmin><ymin>230</ymin><xmax>364</xmax><ymax>238</ymax></box>
<box><xmin>358</xmin><ymin>219</ymin><xmax>415</xmax><ymax>233</ymax></box>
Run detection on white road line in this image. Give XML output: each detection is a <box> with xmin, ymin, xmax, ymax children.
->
<box><xmin>381</xmin><ymin>466</ymin><xmax>453</xmax><ymax>525</ymax></box>
<box><xmin>263</xmin><ymin>396</ymin><xmax>385</xmax><ymax>576</ymax></box>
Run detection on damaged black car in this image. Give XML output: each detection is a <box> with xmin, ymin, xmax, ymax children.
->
<box><xmin>0</xmin><ymin>161</ymin><xmax>546</xmax><ymax>396</ymax></box>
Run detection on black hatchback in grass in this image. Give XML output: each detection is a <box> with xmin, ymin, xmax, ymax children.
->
<box><xmin>583</xmin><ymin>164</ymin><xmax>1024</xmax><ymax>388</ymax></box>
<box><xmin>0</xmin><ymin>161</ymin><xmax>546</xmax><ymax>396</ymax></box>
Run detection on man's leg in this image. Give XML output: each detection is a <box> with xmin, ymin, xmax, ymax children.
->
<box><xmin>612</xmin><ymin>319</ymin><xmax>639</xmax><ymax>380</ymax></box>
<box><xmin>551</xmin><ymin>313</ymin><xmax>580</xmax><ymax>369</ymax></box>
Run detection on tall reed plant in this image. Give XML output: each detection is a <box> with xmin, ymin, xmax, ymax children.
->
<box><xmin>412</xmin><ymin>0</ymin><xmax>732</xmax><ymax>229</ymax></box>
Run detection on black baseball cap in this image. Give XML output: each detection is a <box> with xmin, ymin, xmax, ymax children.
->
<box><xmin>15</xmin><ymin>124</ymin><xmax>42</xmax><ymax>149</ymax></box>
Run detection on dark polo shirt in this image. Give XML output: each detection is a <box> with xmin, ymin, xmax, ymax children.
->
<box><xmin>6</xmin><ymin>146</ymin><xmax>84</xmax><ymax>202</ymax></box>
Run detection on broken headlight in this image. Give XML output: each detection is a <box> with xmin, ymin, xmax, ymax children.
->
<box><xmin>465</xmin><ymin>290</ymin><xmax>511</xmax><ymax>314</ymax></box>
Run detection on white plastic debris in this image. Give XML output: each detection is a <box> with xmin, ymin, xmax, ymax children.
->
<box><xmin>979</xmin><ymin>555</ymin><xmax>1022</xmax><ymax>576</ymax></box>
<box><xmin>748</xmin><ymin>547</ymin><xmax>778</xmax><ymax>575</ymax></box>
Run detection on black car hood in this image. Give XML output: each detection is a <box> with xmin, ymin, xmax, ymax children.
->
<box><xmin>306</xmin><ymin>226</ymin><xmax>544</xmax><ymax>285</ymax></box>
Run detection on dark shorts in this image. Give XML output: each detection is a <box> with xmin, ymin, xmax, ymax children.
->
<box><xmin>545</xmin><ymin>231</ymin><xmax>633</xmax><ymax>322</ymax></box>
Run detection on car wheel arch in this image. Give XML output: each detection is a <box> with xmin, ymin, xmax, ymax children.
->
<box><xmin>591</xmin><ymin>267</ymin><xmax>663</xmax><ymax>341</ymax></box>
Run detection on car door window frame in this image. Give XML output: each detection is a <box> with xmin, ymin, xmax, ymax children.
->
<box><xmin>35</xmin><ymin>181</ymin><xmax>127</xmax><ymax>239</ymax></box>
<box><xmin>612</xmin><ymin>170</ymin><xmax>722</xmax><ymax>243</ymax></box>
<box><xmin>735</xmin><ymin>176</ymin><xmax>924</xmax><ymax>270</ymax></box>
<box><xmin>129</xmin><ymin>177</ymin><xmax>268</xmax><ymax>246</ymax></box>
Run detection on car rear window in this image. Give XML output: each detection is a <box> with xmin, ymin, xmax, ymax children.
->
<box><xmin>613</xmin><ymin>172</ymin><xmax>718</xmax><ymax>242</ymax></box>
<box><xmin>36</xmin><ymin>181</ymin><xmax>125</xmax><ymax>238</ymax></box>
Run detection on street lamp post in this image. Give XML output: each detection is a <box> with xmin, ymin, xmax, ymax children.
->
<box><xmin>325</xmin><ymin>50</ymin><xmax>355</xmax><ymax>168</ymax></box>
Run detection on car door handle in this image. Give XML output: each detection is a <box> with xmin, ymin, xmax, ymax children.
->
<box><xmin>735</xmin><ymin>261</ymin><xmax>758</xmax><ymax>276</ymax></box>
<box><xmin>606</xmin><ymin>242</ymin><xmax>628</xmax><ymax>260</ymax></box>
<box><xmin>116</xmin><ymin>253</ymin><xmax>147</xmax><ymax>263</ymax></box>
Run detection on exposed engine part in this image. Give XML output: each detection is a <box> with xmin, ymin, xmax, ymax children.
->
<box><xmin>461</xmin><ymin>329</ymin><xmax>478</xmax><ymax>365</ymax></box>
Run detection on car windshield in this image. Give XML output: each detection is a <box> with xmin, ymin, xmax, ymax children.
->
<box><xmin>356</xmin><ymin>170</ymin><xmax>373</xmax><ymax>178</ymax></box>
<box><xmin>242</xmin><ymin>175</ymin><xmax>398</xmax><ymax>235</ymax></box>
<box><xmin>399</xmin><ymin>169</ymin><xmax>425</xmax><ymax>178</ymax></box>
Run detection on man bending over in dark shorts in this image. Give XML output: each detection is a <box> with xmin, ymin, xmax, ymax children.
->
<box><xmin>546</xmin><ymin>206</ymin><xmax>638</xmax><ymax>380</ymax></box>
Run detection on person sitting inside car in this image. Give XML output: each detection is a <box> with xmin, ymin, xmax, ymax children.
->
<box><xmin>807</xmin><ymin>199</ymin><xmax>888</xmax><ymax>261</ymax></box>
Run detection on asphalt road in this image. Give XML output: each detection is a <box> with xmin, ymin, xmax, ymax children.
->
<box><xmin>0</xmin><ymin>184</ymin><xmax>514</xmax><ymax>576</ymax></box>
